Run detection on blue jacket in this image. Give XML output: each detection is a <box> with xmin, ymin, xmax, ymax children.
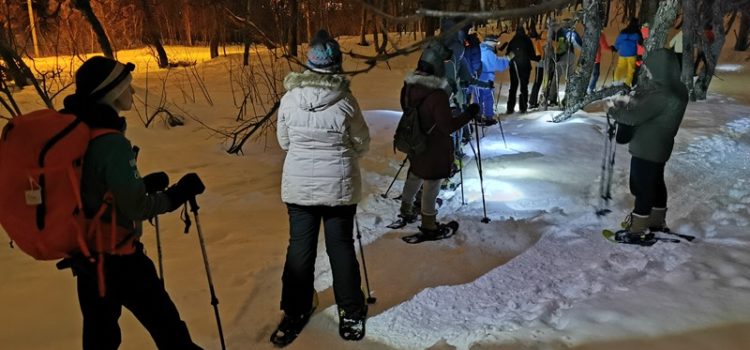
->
<box><xmin>615</xmin><ymin>32</ymin><xmax>640</xmax><ymax>57</ymax></box>
<box><xmin>479</xmin><ymin>43</ymin><xmax>510</xmax><ymax>82</ymax></box>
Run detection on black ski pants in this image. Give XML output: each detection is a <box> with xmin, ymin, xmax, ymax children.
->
<box><xmin>629</xmin><ymin>156</ymin><xmax>668</xmax><ymax>216</ymax></box>
<box><xmin>281</xmin><ymin>203</ymin><xmax>364</xmax><ymax>316</ymax></box>
<box><xmin>507</xmin><ymin>61</ymin><xmax>532</xmax><ymax>113</ymax></box>
<box><xmin>529</xmin><ymin>65</ymin><xmax>544</xmax><ymax>107</ymax></box>
<box><xmin>75</xmin><ymin>243</ymin><xmax>201</xmax><ymax>350</ymax></box>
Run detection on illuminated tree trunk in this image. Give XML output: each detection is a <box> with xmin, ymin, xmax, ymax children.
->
<box><xmin>563</xmin><ymin>0</ymin><xmax>603</xmax><ymax>115</ymax></box>
<box><xmin>183</xmin><ymin>1</ymin><xmax>192</xmax><ymax>46</ymax></box>
<box><xmin>72</xmin><ymin>0</ymin><xmax>114</xmax><ymax>58</ymax></box>
<box><xmin>140</xmin><ymin>0</ymin><xmax>168</xmax><ymax>68</ymax></box>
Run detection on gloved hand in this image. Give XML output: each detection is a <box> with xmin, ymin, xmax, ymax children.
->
<box><xmin>165</xmin><ymin>173</ymin><xmax>205</xmax><ymax>211</ymax></box>
<box><xmin>466</xmin><ymin>103</ymin><xmax>481</xmax><ymax>119</ymax></box>
<box><xmin>143</xmin><ymin>172</ymin><xmax>169</xmax><ymax>194</ymax></box>
<box><xmin>507</xmin><ymin>51</ymin><xmax>515</xmax><ymax>60</ymax></box>
<box><xmin>486</xmin><ymin>80</ymin><xmax>495</xmax><ymax>90</ymax></box>
<box><xmin>610</xmin><ymin>45</ymin><xmax>617</xmax><ymax>52</ymax></box>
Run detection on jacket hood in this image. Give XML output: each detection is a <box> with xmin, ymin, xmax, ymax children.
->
<box><xmin>644</xmin><ymin>49</ymin><xmax>681</xmax><ymax>84</ymax></box>
<box><xmin>403</xmin><ymin>71</ymin><xmax>450</xmax><ymax>104</ymax></box>
<box><xmin>283</xmin><ymin>71</ymin><xmax>350</xmax><ymax>111</ymax></box>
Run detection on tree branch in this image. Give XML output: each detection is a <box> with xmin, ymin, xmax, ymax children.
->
<box><xmin>552</xmin><ymin>85</ymin><xmax>630</xmax><ymax>122</ymax></box>
<box><xmin>415</xmin><ymin>0</ymin><xmax>576</xmax><ymax>19</ymax></box>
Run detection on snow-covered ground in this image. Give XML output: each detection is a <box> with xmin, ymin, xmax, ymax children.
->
<box><xmin>2</xmin><ymin>31</ymin><xmax>750</xmax><ymax>349</ymax></box>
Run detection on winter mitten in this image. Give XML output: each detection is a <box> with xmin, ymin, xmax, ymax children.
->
<box><xmin>165</xmin><ymin>173</ymin><xmax>205</xmax><ymax>211</ymax></box>
<box><xmin>143</xmin><ymin>172</ymin><xmax>169</xmax><ymax>194</ymax></box>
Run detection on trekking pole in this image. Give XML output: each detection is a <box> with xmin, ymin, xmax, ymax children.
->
<box><xmin>459</xmin><ymin>156</ymin><xmax>465</xmax><ymax>205</ymax></box>
<box><xmin>354</xmin><ymin>217</ymin><xmax>376</xmax><ymax>304</ymax></box>
<box><xmin>596</xmin><ymin>118</ymin><xmax>613</xmax><ymax>216</ymax></box>
<box><xmin>132</xmin><ymin>146</ymin><xmax>166</xmax><ymax>281</ymax></box>
<box><xmin>154</xmin><ymin>216</ymin><xmax>164</xmax><ymax>280</ymax></box>
<box><xmin>381</xmin><ymin>157</ymin><xmax>407</xmax><ymax>199</ymax></box>
<box><xmin>497</xmin><ymin>118</ymin><xmax>508</xmax><ymax>149</ymax></box>
<box><xmin>473</xmin><ymin>120</ymin><xmax>491</xmax><ymax>223</ymax></box>
<box><xmin>596</xmin><ymin>113</ymin><xmax>617</xmax><ymax>216</ymax></box>
<box><xmin>187</xmin><ymin>198</ymin><xmax>226</xmax><ymax>350</ymax></box>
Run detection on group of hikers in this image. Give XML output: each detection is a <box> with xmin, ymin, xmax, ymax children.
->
<box><xmin>0</xmin><ymin>12</ymin><xmax>694</xmax><ymax>348</ymax></box>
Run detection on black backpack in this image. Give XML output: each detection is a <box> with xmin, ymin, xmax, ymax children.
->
<box><xmin>393</xmin><ymin>85</ymin><xmax>437</xmax><ymax>157</ymax></box>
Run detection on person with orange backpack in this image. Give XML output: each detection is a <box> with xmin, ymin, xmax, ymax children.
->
<box><xmin>0</xmin><ymin>56</ymin><xmax>205</xmax><ymax>349</ymax></box>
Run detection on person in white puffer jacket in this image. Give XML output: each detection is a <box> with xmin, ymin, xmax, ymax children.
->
<box><xmin>271</xmin><ymin>30</ymin><xmax>370</xmax><ymax>347</ymax></box>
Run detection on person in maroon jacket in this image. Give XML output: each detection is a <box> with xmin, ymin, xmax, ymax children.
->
<box><xmin>396</xmin><ymin>44</ymin><xmax>481</xmax><ymax>238</ymax></box>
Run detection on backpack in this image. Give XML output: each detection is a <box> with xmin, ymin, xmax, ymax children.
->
<box><xmin>393</xmin><ymin>85</ymin><xmax>437</xmax><ymax>157</ymax></box>
<box><xmin>0</xmin><ymin>109</ymin><xmax>133</xmax><ymax>261</ymax></box>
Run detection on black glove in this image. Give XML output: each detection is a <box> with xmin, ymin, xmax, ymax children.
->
<box><xmin>610</xmin><ymin>45</ymin><xmax>617</xmax><ymax>52</ymax></box>
<box><xmin>143</xmin><ymin>172</ymin><xmax>169</xmax><ymax>194</ymax></box>
<box><xmin>486</xmin><ymin>80</ymin><xmax>495</xmax><ymax>90</ymax></box>
<box><xmin>466</xmin><ymin>103</ymin><xmax>481</xmax><ymax>119</ymax></box>
<box><xmin>165</xmin><ymin>173</ymin><xmax>205</xmax><ymax>211</ymax></box>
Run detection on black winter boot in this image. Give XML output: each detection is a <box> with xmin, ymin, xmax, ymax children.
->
<box><xmin>338</xmin><ymin>305</ymin><xmax>367</xmax><ymax>341</ymax></box>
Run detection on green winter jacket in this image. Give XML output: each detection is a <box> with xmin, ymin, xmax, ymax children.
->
<box><xmin>609</xmin><ymin>49</ymin><xmax>688</xmax><ymax>163</ymax></box>
<box><xmin>81</xmin><ymin>132</ymin><xmax>172</xmax><ymax>240</ymax></box>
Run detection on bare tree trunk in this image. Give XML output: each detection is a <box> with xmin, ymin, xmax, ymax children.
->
<box><xmin>562</xmin><ymin>0</ymin><xmax>603</xmax><ymax>119</ymax></box>
<box><xmin>359</xmin><ymin>6</ymin><xmax>369</xmax><ymax>45</ymax></box>
<box><xmin>140</xmin><ymin>0</ymin><xmax>168</xmax><ymax>68</ymax></box>
<box><xmin>695</xmin><ymin>0</ymin><xmax>726</xmax><ymax>100</ymax></box>
<box><xmin>0</xmin><ymin>39</ymin><xmax>27</xmax><ymax>88</ymax></box>
<box><xmin>682</xmin><ymin>0</ymin><xmax>696</xmax><ymax>101</ymax></box>
<box><xmin>288</xmin><ymin>0</ymin><xmax>298</xmax><ymax>57</ymax></box>
<box><xmin>183</xmin><ymin>1</ymin><xmax>192</xmax><ymax>46</ymax></box>
<box><xmin>72</xmin><ymin>0</ymin><xmax>114</xmax><ymax>58</ymax></box>
<box><xmin>643</xmin><ymin>0</ymin><xmax>679</xmax><ymax>54</ymax></box>
<box><xmin>0</xmin><ymin>36</ymin><xmax>52</xmax><ymax>107</ymax></box>
<box><xmin>734</xmin><ymin>6</ymin><xmax>750</xmax><ymax>51</ymax></box>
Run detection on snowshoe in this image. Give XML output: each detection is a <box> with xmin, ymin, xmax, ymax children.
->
<box><xmin>602</xmin><ymin>229</ymin><xmax>679</xmax><ymax>246</ymax></box>
<box><xmin>402</xmin><ymin>221</ymin><xmax>459</xmax><ymax>244</ymax></box>
<box><xmin>338</xmin><ymin>305</ymin><xmax>367</xmax><ymax>341</ymax></box>
<box><xmin>270</xmin><ymin>294</ymin><xmax>318</xmax><ymax>347</ymax></box>
<box><xmin>649</xmin><ymin>227</ymin><xmax>696</xmax><ymax>242</ymax></box>
<box><xmin>387</xmin><ymin>213</ymin><xmax>417</xmax><ymax>229</ymax></box>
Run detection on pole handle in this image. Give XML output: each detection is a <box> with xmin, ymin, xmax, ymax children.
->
<box><xmin>188</xmin><ymin>196</ymin><xmax>200</xmax><ymax>213</ymax></box>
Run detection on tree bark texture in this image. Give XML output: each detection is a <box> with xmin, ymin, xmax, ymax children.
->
<box><xmin>562</xmin><ymin>0</ymin><xmax>604</xmax><ymax>120</ymax></box>
<box><xmin>681</xmin><ymin>0</ymin><xmax>696</xmax><ymax>101</ymax></box>
<box><xmin>140</xmin><ymin>0</ymin><xmax>169</xmax><ymax>68</ymax></box>
<box><xmin>72</xmin><ymin>0</ymin><xmax>114</xmax><ymax>58</ymax></box>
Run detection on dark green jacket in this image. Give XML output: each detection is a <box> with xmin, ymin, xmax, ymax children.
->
<box><xmin>609</xmin><ymin>49</ymin><xmax>688</xmax><ymax>163</ymax></box>
<box><xmin>81</xmin><ymin>132</ymin><xmax>172</xmax><ymax>239</ymax></box>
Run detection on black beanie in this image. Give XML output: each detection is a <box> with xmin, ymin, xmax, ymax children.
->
<box><xmin>74</xmin><ymin>56</ymin><xmax>135</xmax><ymax>106</ymax></box>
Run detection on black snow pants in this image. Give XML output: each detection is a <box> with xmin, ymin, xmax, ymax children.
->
<box><xmin>281</xmin><ymin>203</ymin><xmax>365</xmax><ymax>316</ymax></box>
<box><xmin>75</xmin><ymin>242</ymin><xmax>201</xmax><ymax>350</ymax></box>
<box><xmin>629</xmin><ymin>156</ymin><xmax>668</xmax><ymax>216</ymax></box>
<box><xmin>507</xmin><ymin>61</ymin><xmax>532</xmax><ymax>113</ymax></box>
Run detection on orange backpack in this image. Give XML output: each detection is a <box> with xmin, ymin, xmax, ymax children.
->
<box><xmin>0</xmin><ymin>109</ymin><xmax>135</xmax><ymax>294</ymax></box>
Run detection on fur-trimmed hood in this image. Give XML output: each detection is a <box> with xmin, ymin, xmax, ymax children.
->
<box><xmin>283</xmin><ymin>70</ymin><xmax>350</xmax><ymax>112</ymax></box>
<box><xmin>404</xmin><ymin>71</ymin><xmax>450</xmax><ymax>92</ymax></box>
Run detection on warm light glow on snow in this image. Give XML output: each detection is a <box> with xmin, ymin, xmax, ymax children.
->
<box><xmin>716</xmin><ymin>64</ymin><xmax>744</xmax><ymax>73</ymax></box>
